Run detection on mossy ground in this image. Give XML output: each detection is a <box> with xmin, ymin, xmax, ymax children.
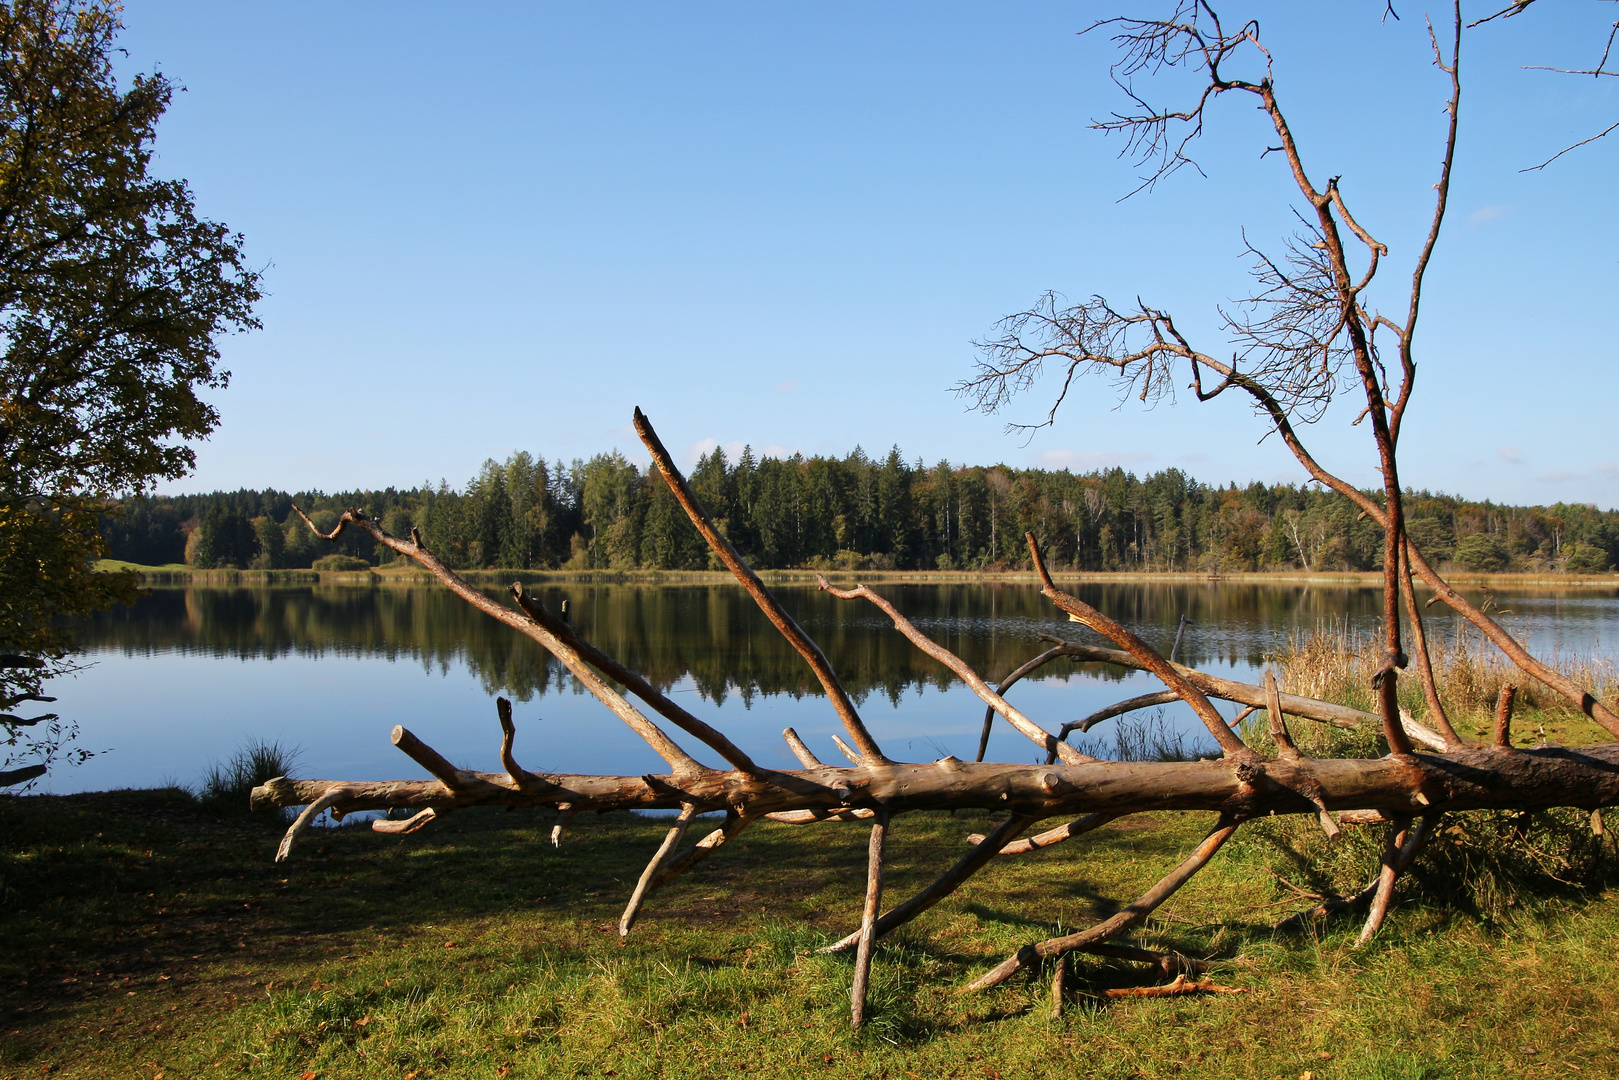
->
<box><xmin>2</xmin><ymin>785</ymin><xmax>1617</xmax><ymax>1079</ymax></box>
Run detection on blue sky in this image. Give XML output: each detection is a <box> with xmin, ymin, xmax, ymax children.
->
<box><xmin>117</xmin><ymin>2</ymin><xmax>1617</xmax><ymax>507</ymax></box>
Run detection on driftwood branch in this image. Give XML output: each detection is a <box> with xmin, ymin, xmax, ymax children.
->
<box><xmin>1026</xmin><ymin>533</ymin><xmax>1249</xmax><ymax>758</ymax></box>
<box><xmin>633</xmin><ymin>408</ymin><xmax>888</xmax><ymax>765</ymax></box>
<box><xmin>824</xmin><ymin>813</ymin><xmax>1038</xmax><ymax>953</ymax></box>
<box><xmin>967</xmin><ymin>814</ymin><xmax>1244</xmax><ymax>991</ymax></box>
<box><xmin>849</xmin><ymin>809</ymin><xmax>890</xmax><ymax>1028</ymax></box>
<box><xmin>976</xmin><ymin>645</ymin><xmax>1071</xmax><ymax>761</ymax></box>
<box><xmin>257</xmin><ymin>399</ymin><xmax>1619</xmax><ymax>1024</ymax></box>
<box><xmin>1034</xmin><ymin>633</ymin><xmax>1448</xmax><ymax>751</ymax></box>
<box><xmin>620</xmin><ymin>803</ymin><xmax>699</xmax><ymax>936</ymax></box>
<box><xmin>818</xmin><ymin>578</ymin><xmax>1093</xmax><ymax>766</ymax></box>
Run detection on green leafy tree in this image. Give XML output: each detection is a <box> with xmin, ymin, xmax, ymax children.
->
<box><xmin>249</xmin><ymin>515</ymin><xmax>285</xmax><ymax>569</ymax></box>
<box><xmin>189</xmin><ymin>506</ymin><xmax>257</xmax><ymax>569</ymax></box>
<box><xmin>580</xmin><ymin>452</ymin><xmax>644</xmax><ymax>569</ymax></box>
<box><xmin>1563</xmin><ymin>541</ymin><xmax>1611</xmax><ymax>575</ymax></box>
<box><xmin>1453</xmin><ymin>533</ymin><xmax>1511</xmax><ymax>574</ymax></box>
<box><xmin>0</xmin><ymin>1</ymin><xmax>261</xmax><ymax>781</ymax></box>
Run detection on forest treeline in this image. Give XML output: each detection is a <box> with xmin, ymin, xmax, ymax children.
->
<box><xmin>98</xmin><ymin>446</ymin><xmax>1618</xmax><ymax>575</ymax></box>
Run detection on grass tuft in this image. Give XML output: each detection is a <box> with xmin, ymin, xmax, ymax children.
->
<box><xmin>196</xmin><ymin>738</ymin><xmax>301</xmax><ymax>818</ymax></box>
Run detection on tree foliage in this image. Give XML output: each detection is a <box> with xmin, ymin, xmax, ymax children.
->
<box><xmin>0</xmin><ymin>0</ymin><xmax>262</xmax><ymax>779</ymax></box>
<box><xmin>102</xmin><ymin>449</ymin><xmax>1619</xmax><ymax>577</ymax></box>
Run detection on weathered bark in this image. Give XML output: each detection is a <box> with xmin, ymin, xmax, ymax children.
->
<box><xmin>254</xmin><ymin>407</ymin><xmax>1619</xmax><ymax>1025</ymax></box>
<box><xmin>850</xmin><ymin>809</ymin><xmax>889</xmax><ymax>1028</ymax></box>
<box><xmin>253</xmin><ymin>744</ymin><xmax>1619</xmax><ymax>830</ymax></box>
<box><xmin>966</xmin><ymin>814</ymin><xmax>1244</xmax><ymax>991</ymax></box>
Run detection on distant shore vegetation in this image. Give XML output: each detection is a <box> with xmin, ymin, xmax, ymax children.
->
<box><xmin>99</xmin><ymin>447</ymin><xmax>1617</xmax><ymax>576</ymax></box>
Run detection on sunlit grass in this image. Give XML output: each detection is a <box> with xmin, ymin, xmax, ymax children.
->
<box><xmin>2</xmin><ymin>787</ymin><xmax>1617</xmax><ymax>1078</ymax></box>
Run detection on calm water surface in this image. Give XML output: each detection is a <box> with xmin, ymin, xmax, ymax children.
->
<box><xmin>38</xmin><ymin>580</ymin><xmax>1619</xmax><ymax>793</ymax></box>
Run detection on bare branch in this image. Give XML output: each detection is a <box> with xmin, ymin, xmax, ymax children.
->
<box><xmin>511</xmin><ymin>584</ymin><xmax>759</xmax><ymax>774</ymax></box>
<box><xmin>968</xmin><ymin>811</ymin><xmax>1121</xmax><ymax>857</ymax></box>
<box><xmin>1083</xmin><ymin>4</ymin><xmax>1271</xmax><ymax>194</ymax></box>
<box><xmin>824</xmin><ymin>813</ymin><xmax>1038</xmax><ymax>953</ymax></box>
<box><xmin>650</xmin><ymin>810</ymin><xmax>756</xmax><ymax>890</ymax></box>
<box><xmin>1027</xmin><ymin>533</ymin><xmax>1250</xmax><ymax>757</ymax></box>
<box><xmin>1054</xmin><ymin>691</ymin><xmax>1181</xmax><ymax>757</ymax></box>
<box><xmin>966</xmin><ymin>813</ymin><xmax>1243</xmax><ymax>991</ymax></box>
<box><xmin>817</xmin><ymin>578</ymin><xmax>1093</xmax><ymax>765</ymax></box>
<box><xmin>619</xmin><ymin>803</ymin><xmax>699</xmax><ymax>936</ymax></box>
<box><xmin>290</xmin><ymin>505</ymin><xmax>709</xmax><ymax>775</ymax></box>
<box><xmin>1356</xmin><ymin>814</ymin><xmax>1414</xmax><ymax>946</ymax></box>
<box><xmin>633</xmin><ymin>408</ymin><xmax>889</xmax><ymax>765</ymax></box>
<box><xmin>1390</xmin><ymin>1</ymin><xmax>1462</xmax><ymax>447</ymax></box>
<box><xmin>850</xmin><ymin>809</ymin><xmax>889</xmax><ymax>1028</ymax></box>
<box><xmin>1522</xmin><ymin>119</ymin><xmax>1619</xmax><ymax>172</ymax></box>
<box><xmin>976</xmin><ymin>645</ymin><xmax>1071</xmax><ymax>762</ymax></box>
<box><xmin>1399</xmin><ymin>542</ymin><xmax>1463</xmax><ymax>748</ymax></box>
<box><xmin>1494</xmin><ymin>684</ymin><xmax>1519</xmax><ymax>749</ymax></box>
<box><xmin>782</xmin><ymin>727</ymin><xmax>824</xmax><ymax>769</ymax></box>
<box><xmin>1036</xmin><ymin>633</ymin><xmax>1448</xmax><ymax>750</ymax></box>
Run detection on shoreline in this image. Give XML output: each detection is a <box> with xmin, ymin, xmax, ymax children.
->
<box><xmin>94</xmin><ymin>560</ymin><xmax>1619</xmax><ymax>591</ymax></box>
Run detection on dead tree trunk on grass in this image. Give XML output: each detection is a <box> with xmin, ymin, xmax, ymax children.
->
<box><xmin>255</xmin><ymin>5</ymin><xmax>1619</xmax><ymax>1027</ymax></box>
<box><xmin>255</xmin><ymin>415</ymin><xmax>1619</xmax><ymax>1027</ymax></box>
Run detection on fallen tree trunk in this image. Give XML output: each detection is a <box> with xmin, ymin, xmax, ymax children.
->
<box><xmin>253</xmin><ymin>410</ymin><xmax>1619</xmax><ymax>1028</ymax></box>
<box><xmin>253</xmin><ymin>741</ymin><xmax>1619</xmax><ymax>823</ymax></box>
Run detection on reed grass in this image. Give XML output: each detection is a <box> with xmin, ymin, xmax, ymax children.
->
<box><xmin>1272</xmin><ymin>619</ymin><xmax>1618</xmax><ymax>748</ymax></box>
<box><xmin>196</xmin><ymin>739</ymin><xmax>301</xmax><ymax>819</ymax></box>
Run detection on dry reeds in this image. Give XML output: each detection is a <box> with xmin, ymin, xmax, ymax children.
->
<box><xmin>1272</xmin><ymin>619</ymin><xmax>1618</xmax><ymax>743</ymax></box>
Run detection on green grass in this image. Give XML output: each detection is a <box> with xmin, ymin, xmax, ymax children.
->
<box><xmin>2</xmin><ymin>790</ymin><xmax>1617</xmax><ymax>1079</ymax></box>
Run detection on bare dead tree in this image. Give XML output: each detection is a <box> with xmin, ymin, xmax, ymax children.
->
<box><xmin>959</xmin><ymin>1</ymin><xmax>1617</xmax><ymax>746</ymax></box>
<box><xmin>250</xmin><ymin>6</ymin><xmax>1619</xmax><ymax>1029</ymax></box>
<box><xmin>254</xmin><ymin>409</ymin><xmax>1619</xmax><ymax>1026</ymax></box>
<box><xmin>1468</xmin><ymin>0</ymin><xmax>1618</xmax><ymax>170</ymax></box>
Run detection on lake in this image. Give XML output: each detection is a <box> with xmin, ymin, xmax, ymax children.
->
<box><xmin>32</xmin><ymin>579</ymin><xmax>1619</xmax><ymax>793</ymax></box>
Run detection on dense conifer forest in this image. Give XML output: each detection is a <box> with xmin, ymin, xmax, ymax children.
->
<box><xmin>98</xmin><ymin>446</ymin><xmax>1618</xmax><ymax>575</ymax></box>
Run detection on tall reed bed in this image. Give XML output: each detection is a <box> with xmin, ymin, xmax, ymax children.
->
<box><xmin>1270</xmin><ymin>618</ymin><xmax>1617</xmax><ymax>746</ymax></box>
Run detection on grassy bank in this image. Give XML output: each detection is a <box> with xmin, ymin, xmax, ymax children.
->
<box><xmin>93</xmin><ymin>558</ymin><xmax>1619</xmax><ymax>590</ymax></box>
<box><xmin>3</xmin><ymin>787</ymin><xmax>1617</xmax><ymax>1079</ymax></box>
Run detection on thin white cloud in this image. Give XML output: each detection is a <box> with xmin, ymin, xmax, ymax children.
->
<box><xmin>1534</xmin><ymin>462</ymin><xmax>1619</xmax><ymax>486</ymax></box>
<box><xmin>1033</xmin><ymin>448</ymin><xmax>1153</xmax><ymax>472</ymax></box>
<box><xmin>1497</xmin><ymin>446</ymin><xmax>1522</xmax><ymax>464</ymax></box>
<box><xmin>772</xmin><ymin>378</ymin><xmax>799</xmax><ymax>393</ymax></box>
<box><xmin>1469</xmin><ymin>204</ymin><xmax>1511</xmax><ymax>225</ymax></box>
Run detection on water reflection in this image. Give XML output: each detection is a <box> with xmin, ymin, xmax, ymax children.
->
<box><xmin>84</xmin><ymin>581</ymin><xmax>1619</xmax><ymax>701</ymax></box>
<box><xmin>50</xmin><ymin>581</ymin><xmax>1619</xmax><ymax>794</ymax></box>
